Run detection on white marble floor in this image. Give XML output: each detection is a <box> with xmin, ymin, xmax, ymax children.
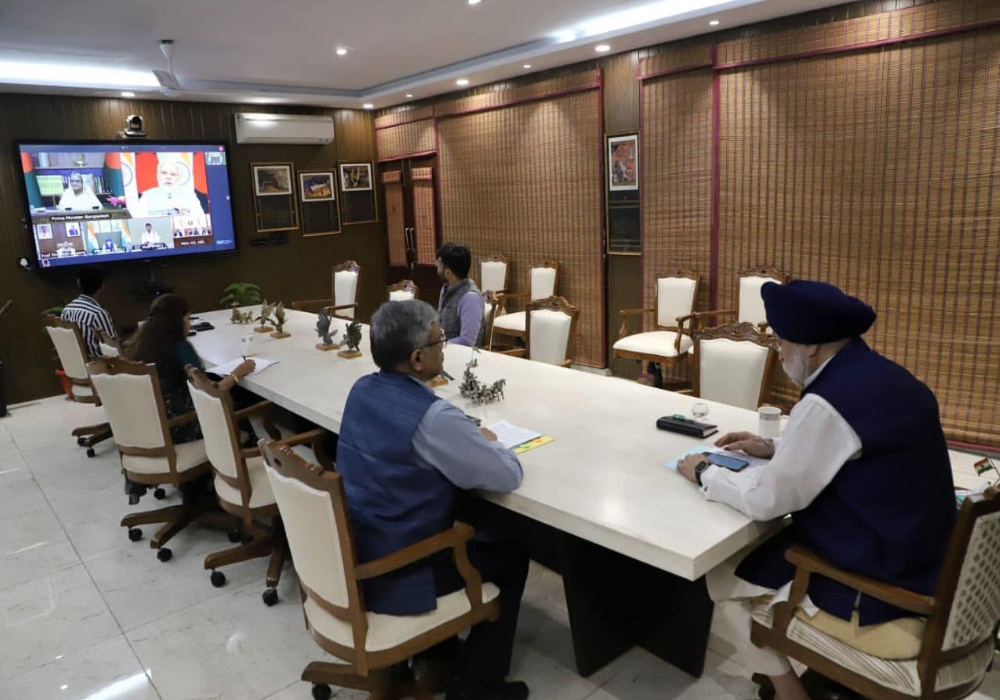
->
<box><xmin>1</xmin><ymin>396</ymin><xmax>998</xmax><ymax>700</ymax></box>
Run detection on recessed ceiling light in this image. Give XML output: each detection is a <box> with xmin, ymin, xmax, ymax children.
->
<box><xmin>709</xmin><ymin>20</ymin><xmax>720</xmax><ymax>26</ymax></box>
<box><xmin>336</xmin><ymin>48</ymin><xmax>348</xmax><ymax>56</ymax></box>
<box><xmin>456</xmin><ymin>78</ymin><xmax>469</xmax><ymax>86</ymax></box>
<box><xmin>595</xmin><ymin>44</ymin><xmax>611</xmax><ymax>53</ymax></box>
<box><xmin>468</xmin><ymin>0</ymin><xmax>481</xmax><ymax>4</ymax></box>
<box><xmin>523</xmin><ymin>64</ymin><xmax>531</xmax><ymax>69</ymax></box>
<box><xmin>362</xmin><ymin>103</ymin><xmax>374</xmax><ymax>109</ymax></box>
<box><xmin>405</xmin><ymin>93</ymin><xmax>413</xmax><ymax>98</ymax></box>
<box><xmin>121</xmin><ymin>91</ymin><xmax>135</xmax><ymax>97</ymax></box>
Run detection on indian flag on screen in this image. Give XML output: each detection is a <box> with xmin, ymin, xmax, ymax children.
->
<box><xmin>119</xmin><ymin>221</ymin><xmax>132</xmax><ymax>251</ymax></box>
<box><xmin>86</xmin><ymin>223</ymin><xmax>101</xmax><ymax>253</ymax></box>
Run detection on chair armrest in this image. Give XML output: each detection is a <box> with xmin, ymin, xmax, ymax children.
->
<box><xmin>675</xmin><ymin>388</ymin><xmax>694</xmax><ymax>395</ymax></box>
<box><xmin>617</xmin><ymin>308</ymin><xmax>655</xmax><ymax>339</ymax></box>
<box><xmin>291</xmin><ymin>299</ymin><xmax>332</xmax><ymax>313</ymax></box>
<box><xmin>499</xmin><ymin>348</ymin><xmax>526</xmax><ymax>357</ymax></box>
<box><xmin>689</xmin><ymin>309</ymin><xmax>737</xmax><ymax>332</ymax></box>
<box><xmin>557</xmin><ymin>359</ymin><xmax>572</xmax><ymax>368</ymax></box>
<box><xmin>784</xmin><ymin>546</ymin><xmax>937</xmax><ymax>616</ymax></box>
<box><xmin>325</xmin><ymin>303</ymin><xmax>359</xmax><ymax>320</ymax></box>
<box><xmin>355</xmin><ymin>523</ymin><xmax>475</xmax><ymax>580</ymax></box>
<box><xmin>498</xmin><ymin>292</ymin><xmax>529</xmax><ymax>312</ymax></box>
<box><xmin>167</xmin><ymin>411</ymin><xmax>198</xmax><ymax>428</ymax></box>
<box><xmin>232</xmin><ymin>400</ymin><xmax>281</xmax><ymax>440</ymax></box>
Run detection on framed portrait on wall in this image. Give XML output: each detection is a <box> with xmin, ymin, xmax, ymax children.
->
<box><xmin>298</xmin><ymin>170</ymin><xmax>341</xmax><ymax>237</ymax></box>
<box><xmin>608</xmin><ymin>134</ymin><xmax>638</xmax><ymax>191</ymax></box>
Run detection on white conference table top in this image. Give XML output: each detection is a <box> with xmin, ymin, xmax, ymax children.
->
<box><xmin>190</xmin><ymin>309</ymin><xmax>987</xmax><ymax>581</ymax></box>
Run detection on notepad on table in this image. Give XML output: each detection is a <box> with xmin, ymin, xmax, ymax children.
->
<box><xmin>487</xmin><ymin>420</ymin><xmax>543</xmax><ymax>450</ymax></box>
<box><xmin>209</xmin><ymin>357</ymin><xmax>280</xmax><ymax>377</ymax></box>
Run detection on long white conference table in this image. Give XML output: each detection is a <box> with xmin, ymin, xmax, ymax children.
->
<box><xmin>185</xmin><ymin>309</ymin><xmax>790</xmax><ymax>676</ymax></box>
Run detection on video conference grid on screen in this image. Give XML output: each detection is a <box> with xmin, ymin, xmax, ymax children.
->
<box><xmin>18</xmin><ymin>143</ymin><xmax>237</xmax><ymax>269</ymax></box>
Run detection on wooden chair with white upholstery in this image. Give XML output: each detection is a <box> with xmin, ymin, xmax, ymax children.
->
<box><xmin>98</xmin><ymin>329</ymin><xmax>123</xmax><ymax>357</ymax></box>
<box><xmin>679</xmin><ymin>322</ymin><xmax>777</xmax><ymax>410</ymax></box>
<box><xmin>88</xmin><ymin>357</ymin><xmax>228</xmax><ymax>562</ymax></box>
<box><xmin>691</xmin><ymin>266</ymin><xmax>788</xmax><ymax>332</ymax></box>
<box><xmin>502</xmin><ymin>296</ymin><xmax>579</xmax><ymax>368</ymax></box>
<box><xmin>327</xmin><ymin>260</ymin><xmax>362</xmax><ymax>320</ymax></box>
<box><xmin>387</xmin><ymin>280</ymin><xmax>420</xmax><ymax>302</ymax></box>
<box><xmin>751</xmin><ymin>492</ymin><xmax>1000</xmax><ymax>700</ymax></box>
<box><xmin>187</xmin><ymin>368</ymin><xmax>330</xmax><ymax>605</ymax></box>
<box><xmin>259</xmin><ymin>439</ymin><xmax>501</xmax><ymax>700</ymax></box>
<box><xmin>479</xmin><ymin>254</ymin><xmax>510</xmax><ymax>347</ymax></box>
<box><xmin>44</xmin><ymin>315</ymin><xmax>112</xmax><ymax>457</ymax></box>
<box><xmin>612</xmin><ymin>269</ymin><xmax>701</xmax><ymax>376</ymax></box>
<box><xmin>490</xmin><ymin>260</ymin><xmax>559</xmax><ymax>348</ymax></box>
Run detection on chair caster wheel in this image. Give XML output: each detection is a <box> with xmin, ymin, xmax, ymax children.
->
<box><xmin>262</xmin><ymin>588</ymin><xmax>278</xmax><ymax>606</ymax></box>
<box><xmin>128</xmin><ymin>528</ymin><xmax>143</xmax><ymax>542</ymax></box>
<box><xmin>312</xmin><ymin>684</ymin><xmax>332</xmax><ymax>700</ymax></box>
<box><xmin>210</xmin><ymin>570</ymin><xmax>226</xmax><ymax>587</ymax></box>
<box><xmin>157</xmin><ymin>548</ymin><xmax>172</xmax><ymax>562</ymax></box>
<box><xmin>228</xmin><ymin>529</ymin><xmax>242</xmax><ymax>543</ymax></box>
<box><xmin>77</xmin><ymin>436</ymin><xmax>86</xmax><ymax>446</ymax></box>
<box><xmin>86</xmin><ymin>448</ymin><xmax>96</xmax><ymax>458</ymax></box>
<box><xmin>153</xmin><ymin>488</ymin><xmax>166</xmax><ymax>500</ymax></box>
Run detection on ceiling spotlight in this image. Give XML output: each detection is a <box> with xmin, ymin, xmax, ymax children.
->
<box><xmin>405</xmin><ymin>93</ymin><xmax>413</xmax><ymax>98</ymax></box>
<box><xmin>523</xmin><ymin>64</ymin><xmax>531</xmax><ymax>69</ymax></box>
<box><xmin>468</xmin><ymin>0</ymin><xmax>482</xmax><ymax>4</ymax></box>
<box><xmin>595</xmin><ymin>44</ymin><xmax>611</xmax><ymax>53</ymax></box>
<box><xmin>709</xmin><ymin>20</ymin><xmax>720</xmax><ymax>26</ymax></box>
<box><xmin>362</xmin><ymin>103</ymin><xmax>374</xmax><ymax>109</ymax></box>
<box><xmin>121</xmin><ymin>91</ymin><xmax>135</xmax><ymax>97</ymax></box>
<box><xmin>336</xmin><ymin>48</ymin><xmax>348</xmax><ymax>56</ymax></box>
<box><xmin>456</xmin><ymin>78</ymin><xmax>469</xmax><ymax>86</ymax></box>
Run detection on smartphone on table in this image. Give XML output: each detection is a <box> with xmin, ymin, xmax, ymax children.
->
<box><xmin>702</xmin><ymin>452</ymin><xmax>749</xmax><ymax>472</ymax></box>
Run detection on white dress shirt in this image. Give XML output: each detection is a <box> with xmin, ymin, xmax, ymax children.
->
<box><xmin>132</xmin><ymin>187</ymin><xmax>204</xmax><ymax>216</ymax></box>
<box><xmin>700</xmin><ymin>357</ymin><xmax>863</xmax><ymax>521</ymax></box>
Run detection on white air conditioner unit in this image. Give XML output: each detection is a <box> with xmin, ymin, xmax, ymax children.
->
<box><xmin>234</xmin><ymin>113</ymin><xmax>334</xmax><ymax>145</ymax></box>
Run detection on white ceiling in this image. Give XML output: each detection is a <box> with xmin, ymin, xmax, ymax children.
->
<box><xmin>0</xmin><ymin>0</ymin><xmax>847</xmax><ymax>110</ymax></box>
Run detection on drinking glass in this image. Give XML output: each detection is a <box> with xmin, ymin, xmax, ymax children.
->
<box><xmin>692</xmin><ymin>402</ymin><xmax>709</xmax><ymax>420</ymax></box>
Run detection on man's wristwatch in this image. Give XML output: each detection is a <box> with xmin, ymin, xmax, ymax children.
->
<box><xmin>694</xmin><ymin>459</ymin><xmax>711</xmax><ymax>487</ymax></box>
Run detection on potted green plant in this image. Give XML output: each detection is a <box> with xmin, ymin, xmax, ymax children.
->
<box><xmin>219</xmin><ymin>283</ymin><xmax>262</xmax><ymax>309</ymax></box>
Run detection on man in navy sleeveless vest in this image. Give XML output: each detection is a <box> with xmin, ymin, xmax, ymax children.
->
<box><xmin>336</xmin><ymin>300</ymin><xmax>530</xmax><ymax>700</ymax></box>
<box><xmin>678</xmin><ymin>280</ymin><xmax>955</xmax><ymax>700</ymax></box>
<box><xmin>437</xmin><ymin>243</ymin><xmax>486</xmax><ymax>347</ymax></box>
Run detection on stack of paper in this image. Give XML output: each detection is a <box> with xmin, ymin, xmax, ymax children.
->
<box><xmin>487</xmin><ymin>421</ymin><xmax>543</xmax><ymax>450</ymax></box>
<box><xmin>209</xmin><ymin>357</ymin><xmax>280</xmax><ymax>377</ymax></box>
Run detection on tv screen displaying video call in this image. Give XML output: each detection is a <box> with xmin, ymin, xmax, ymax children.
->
<box><xmin>17</xmin><ymin>142</ymin><xmax>237</xmax><ymax>269</ymax></box>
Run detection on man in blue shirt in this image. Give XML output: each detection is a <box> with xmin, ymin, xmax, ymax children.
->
<box><xmin>336</xmin><ymin>300</ymin><xmax>529</xmax><ymax>700</ymax></box>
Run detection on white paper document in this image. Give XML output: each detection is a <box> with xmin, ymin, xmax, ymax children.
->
<box><xmin>209</xmin><ymin>357</ymin><xmax>280</xmax><ymax>377</ymax></box>
<box><xmin>487</xmin><ymin>421</ymin><xmax>543</xmax><ymax>450</ymax></box>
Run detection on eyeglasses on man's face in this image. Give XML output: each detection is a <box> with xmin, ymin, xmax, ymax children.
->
<box><xmin>421</xmin><ymin>331</ymin><xmax>448</xmax><ymax>350</ymax></box>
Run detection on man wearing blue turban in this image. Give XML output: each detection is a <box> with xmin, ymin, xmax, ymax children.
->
<box><xmin>679</xmin><ymin>280</ymin><xmax>955</xmax><ymax>700</ymax></box>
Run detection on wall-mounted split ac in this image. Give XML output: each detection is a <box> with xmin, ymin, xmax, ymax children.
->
<box><xmin>234</xmin><ymin>113</ymin><xmax>334</xmax><ymax>145</ymax></box>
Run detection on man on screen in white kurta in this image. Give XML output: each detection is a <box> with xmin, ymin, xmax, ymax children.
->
<box><xmin>677</xmin><ymin>280</ymin><xmax>955</xmax><ymax>700</ymax></box>
<box><xmin>132</xmin><ymin>157</ymin><xmax>204</xmax><ymax>216</ymax></box>
<box><xmin>58</xmin><ymin>173</ymin><xmax>103</xmax><ymax>210</ymax></box>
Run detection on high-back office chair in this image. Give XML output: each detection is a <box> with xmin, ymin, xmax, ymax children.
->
<box><xmin>480</xmin><ymin>254</ymin><xmax>511</xmax><ymax>349</ymax></box>
<box><xmin>260</xmin><ymin>440</ymin><xmax>501</xmax><ymax>700</ymax></box>
<box><xmin>502</xmin><ymin>296</ymin><xmax>579</xmax><ymax>367</ymax></box>
<box><xmin>491</xmin><ymin>260</ymin><xmax>559</xmax><ymax>348</ymax></box>
<box><xmin>690</xmin><ymin>266</ymin><xmax>789</xmax><ymax>332</ymax></box>
<box><xmin>680</xmin><ymin>322</ymin><xmax>777</xmax><ymax>410</ymax></box>
<box><xmin>291</xmin><ymin>260</ymin><xmax>362</xmax><ymax>317</ymax></box>
<box><xmin>612</xmin><ymin>269</ymin><xmax>701</xmax><ymax>378</ymax></box>
<box><xmin>387</xmin><ymin>280</ymin><xmax>420</xmax><ymax>302</ymax></box>
<box><xmin>187</xmin><ymin>368</ymin><xmax>330</xmax><ymax>605</ymax></box>
<box><xmin>88</xmin><ymin>357</ymin><xmax>224</xmax><ymax>562</ymax></box>
<box><xmin>751</xmin><ymin>493</ymin><xmax>1000</xmax><ymax>700</ymax></box>
<box><xmin>44</xmin><ymin>315</ymin><xmax>112</xmax><ymax>457</ymax></box>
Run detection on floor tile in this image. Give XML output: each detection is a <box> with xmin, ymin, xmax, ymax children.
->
<box><xmin>0</xmin><ymin>565</ymin><xmax>121</xmax><ymax>681</ymax></box>
<box><xmin>0</xmin><ymin>634</ymin><xmax>160</xmax><ymax>700</ymax></box>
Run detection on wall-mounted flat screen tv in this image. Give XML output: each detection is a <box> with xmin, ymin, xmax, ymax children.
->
<box><xmin>17</xmin><ymin>141</ymin><xmax>237</xmax><ymax>269</ymax></box>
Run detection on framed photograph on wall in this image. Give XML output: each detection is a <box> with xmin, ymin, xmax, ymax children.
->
<box><xmin>299</xmin><ymin>170</ymin><xmax>341</xmax><ymax>237</ymax></box>
<box><xmin>299</xmin><ymin>171</ymin><xmax>335</xmax><ymax>202</ymax></box>
<box><xmin>253</xmin><ymin>164</ymin><xmax>293</xmax><ymax>196</ymax></box>
<box><xmin>608</xmin><ymin>134</ymin><xmax>638</xmax><ymax>191</ymax></box>
<box><xmin>339</xmin><ymin>163</ymin><xmax>373</xmax><ymax>191</ymax></box>
<box><xmin>251</xmin><ymin>162</ymin><xmax>298</xmax><ymax>232</ymax></box>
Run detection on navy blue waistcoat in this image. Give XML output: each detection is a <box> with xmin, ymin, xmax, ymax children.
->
<box><xmin>336</xmin><ymin>370</ymin><xmax>455</xmax><ymax>615</ymax></box>
<box><xmin>735</xmin><ymin>339</ymin><xmax>956</xmax><ymax>624</ymax></box>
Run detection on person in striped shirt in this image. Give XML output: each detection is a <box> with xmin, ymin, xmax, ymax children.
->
<box><xmin>61</xmin><ymin>266</ymin><xmax>116</xmax><ymax>359</ymax></box>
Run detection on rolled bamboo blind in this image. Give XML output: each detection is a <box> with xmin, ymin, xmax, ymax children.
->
<box><xmin>412</xmin><ymin>167</ymin><xmax>437</xmax><ymax>265</ymax></box>
<box><xmin>381</xmin><ymin>170</ymin><xmax>406</xmax><ymax>267</ymax></box>
<box><xmin>375</xmin><ymin>119</ymin><xmax>436</xmax><ymax>162</ymax></box>
<box><xmin>437</xmin><ymin>89</ymin><xmax>605</xmax><ymax>366</ymax></box>
<box><xmin>716</xmin><ymin>30</ymin><xmax>1000</xmax><ymax>444</ymax></box>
